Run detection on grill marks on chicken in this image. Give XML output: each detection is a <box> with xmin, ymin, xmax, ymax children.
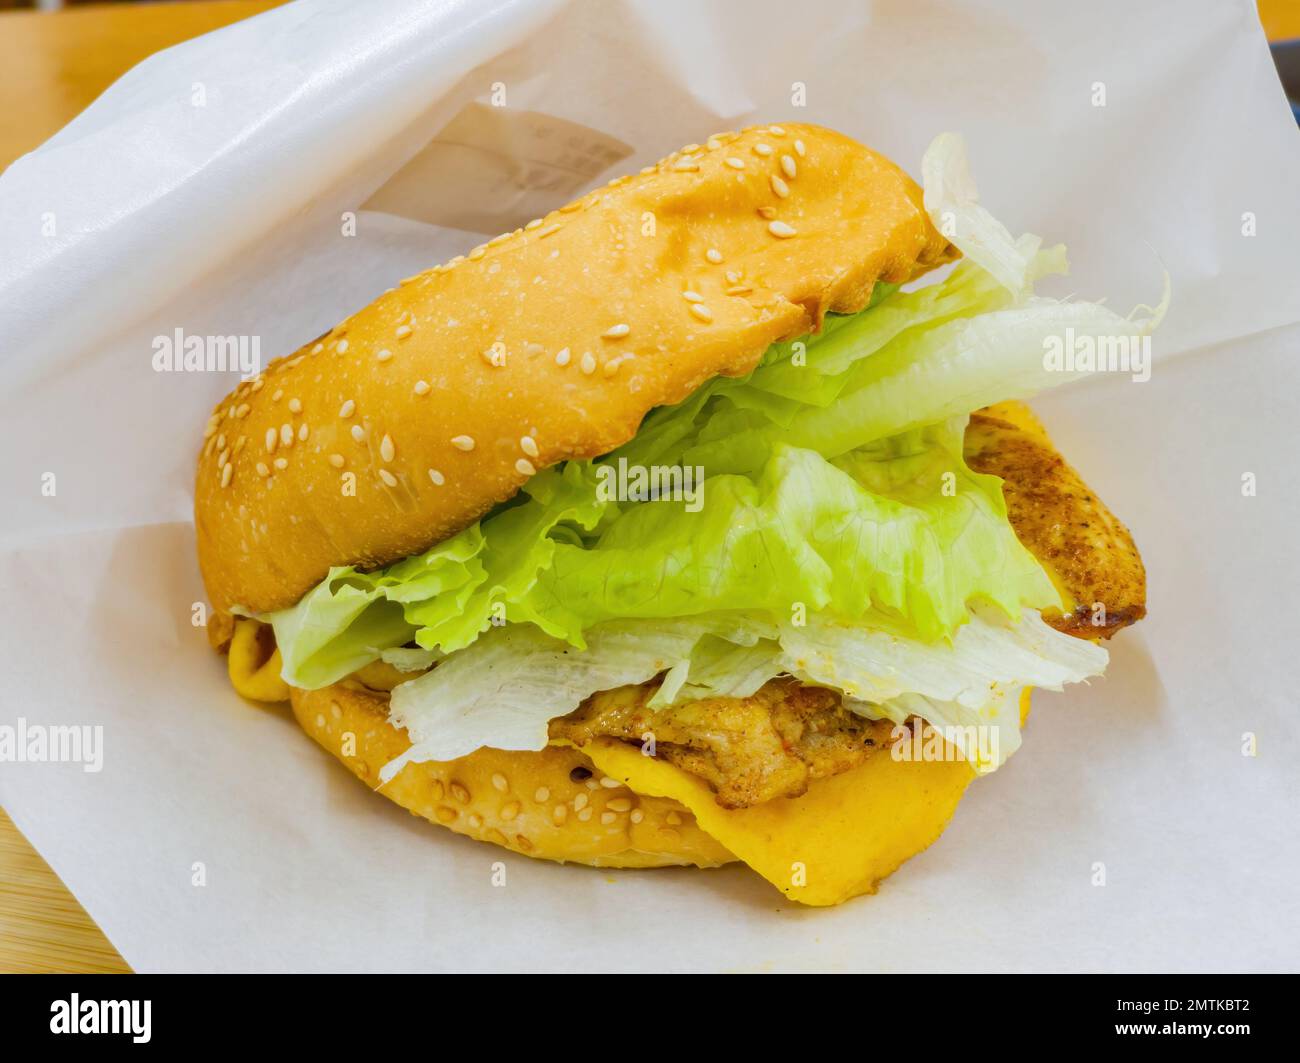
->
<box><xmin>551</xmin><ymin>678</ymin><xmax>895</xmax><ymax>809</ymax></box>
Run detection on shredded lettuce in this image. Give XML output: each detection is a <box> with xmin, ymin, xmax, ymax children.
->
<box><xmin>382</xmin><ymin>606</ymin><xmax>1106</xmax><ymax>779</ymax></box>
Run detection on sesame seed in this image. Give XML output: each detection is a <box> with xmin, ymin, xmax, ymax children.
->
<box><xmin>251</xmin><ymin>377</ymin><xmax>265</xmax><ymax>392</ymax></box>
<box><xmin>520</xmin><ymin>435</ymin><xmax>539</xmax><ymax>458</ymax></box>
<box><xmin>451</xmin><ymin>435</ymin><xmax>475</xmax><ymax>451</ymax></box>
<box><xmin>794</xmin><ymin>138</ymin><xmax>806</xmax><ymax>157</ymax></box>
<box><xmin>607</xmin><ymin>798</ymin><xmax>632</xmax><ymax>812</ymax></box>
<box><xmin>447</xmin><ymin>255</ymin><xmax>464</xmax><ymax>267</ymax></box>
<box><xmin>665</xmin><ymin>811</ymin><xmax>683</xmax><ymax>825</ymax></box>
<box><xmin>579</xmin><ymin>351</ymin><xmax>597</xmax><ymax>375</ymax></box>
<box><xmin>380</xmin><ymin>434</ymin><xmax>395</xmax><ymax>462</ymax></box>
<box><xmin>329</xmin><ymin>454</ymin><xmax>345</xmax><ymax>468</ymax></box>
<box><xmin>681</xmin><ymin>143</ymin><xmax>701</xmax><ymax>154</ymax></box>
<box><xmin>672</xmin><ymin>159</ymin><xmax>699</xmax><ymax>172</ymax></box>
<box><xmin>537</xmin><ymin>223</ymin><xmax>562</xmax><ymax>238</ymax></box>
<box><xmin>337</xmin><ymin>339</ymin><xmax>349</xmax><ymax>354</ymax></box>
<box><xmin>771</xmin><ymin>174</ymin><xmax>790</xmax><ymax>198</ymax></box>
<box><xmin>516</xmin><ymin>458</ymin><xmax>536</xmax><ymax>476</ymax></box>
<box><xmin>288</xmin><ymin>397</ymin><xmax>302</xmax><ymax>413</ymax></box>
<box><xmin>559</xmin><ymin>202</ymin><xmax>583</xmax><ymax>213</ymax></box>
<box><xmin>725</xmin><ymin>270</ymin><xmax>741</xmax><ymax>283</ymax></box>
<box><xmin>427</xmin><ymin>468</ymin><xmax>444</xmax><ymax>486</ymax></box>
<box><xmin>280</xmin><ymin>423</ymin><xmax>293</xmax><ymax>446</ymax></box>
<box><xmin>600</xmin><ymin>812</ymin><xmax>616</xmax><ymax>825</ymax></box>
<box><xmin>488</xmin><ymin>232</ymin><xmax>511</xmax><ymax>247</ymax></box>
<box><xmin>235</xmin><ymin>404</ymin><xmax>251</xmax><ymax>419</ymax></box>
<box><xmin>754</xmin><ymin>143</ymin><xmax>773</xmax><ymax>156</ymax></box>
<box><xmin>274</xmin><ymin>457</ymin><xmax>288</xmax><ymax>471</ymax></box>
<box><xmin>500</xmin><ymin>802</ymin><xmax>520</xmax><ymax>821</ymax></box>
<box><xmin>298</xmin><ymin>424</ymin><xmax>309</xmax><ymax>441</ymax></box>
<box><xmin>524</xmin><ymin>218</ymin><xmax>544</xmax><ymax>230</ymax></box>
<box><xmin>574</xmin><ymin>793</ymin><xmax>588</xmax><ymax>811</ymax></box>
<box><xmin>599</xmin><ymin>776</ymin><xmax>621</xmax><ymax>789</ymax></box>
<box><xmin>413</xmin><ymin>380</ymin><xmax>430</xmax><ymax>396</ymax></box>
<box><xmin>577</xmin><ymin>808</ymin><xmax>592</xmax><ymax>822</ymax></box>
<box><xmin>768</xmin><ymin>125</ymin><xmax>786</xmax><ymax>135</ymax></box>
<box><xmin>220</xmin><ymin>462</ymin><xmax>233</xmax><ymax>487</ymax></box>
<box><xmin>395</xmin><ymin>325</ymin><xmax>411</xmax><ymax>339</ymax></box>
<box><xmin>203</xmin><ymin>423</ymin><xmax>218</xmax><ymax>440</ymax></box>
<box><xmin>312</xmin><ymin>343</ymin><xmax>323</xmax><ymax>354</ymax></box>
<box><xmin>603</xmin><ymin>323</ymin><xmax>630</xmax><ymax>339</ymax></box>
<box><xmin>682</xmin><ymin>290</ymin><xmax>704</xmax><ymax>302</ymax></box>
<box><xmin>217</xmin><ymin>433</ymin><xmax>226</xmax><ymax>449</ymax></box>
<box><xmin>554</xmin><ymin>347</ymin><xmax>571</xmax><ymax>366</ymax></box>
<box><xmin>468</xmin><ymin>246</ymin><xmax>486</xmax><ymax>260</ymax></box>
<box><xmin>378</xmin><ymin>469</ymin><xmax>397</xmax><ymax>487</ymax></box>
<box><xmin>768</xmin><ymin>220</ymin><xmax>797</xmax><ymax>237</ymax></box>
<box><xmin>726</xmin><ymin>285</ymin><xmax>754</xmax><ymax>295</ymax></box>
<box><xmin>264</xmin><ymin>428</ymin><xmax>277</xmax><ymax>453</ymax></box>
<box><xmin>706</xmin><ymin>248</ymin><xmax>723</xmax><ymax>263</ymax></box>
<box><xmin>690</xmin><ymin>303</ymin><xmax>714</xmax><ymax>322</ymax></box>
<box><xmin>350</xmin><ymin>424</ymin><xmax>366</xmax><ymax>443</ymax></box>
<box><xmin>724</xmin><ymin>157</ymin><xmax>745</xmax><ymax>169</ymax></box>
<box><xmin>339</xmin><ymin>399</ymin><xmax>355</xmax><ymax>418</ymax></box>
<box><xmin>781</xmin><ymin>154</ymin><xmax>797</xmax><ymax>179</ymax></box>
<box><xmin>255</xmin><ymin>462</ymin><xmax>270</xmax><ymax>477</ymax></box>
<box><xmin>492</xmin><ymin>773</ymin><xmax>508</xmax><ymax>792</ymax></box>
<box><xmin>482</xmin><ymin>343</ymin><xmax>506</xmax><ymax>366</ymax></box>
<box><xmin>271</xmin><ymin>389</ymin><xmax>283</xmax><ymax>402</ymax></box>
<box><xmin>534</xmin><ymin>787</ymin><xmax>550</xmax><ymax>802</ymax></box>
<box><xmin>757</xmin><ymin>205</ymin><xmax>777</xmax><ymax>219</ymax></box>
<box><xmin>630</xmin><ymin>809</ymin><xmax>644</xmax><ymax>823</ymax></box>
<box><xmin>376</xmin><ymin>349</ymin><xmax>393</xmax><ymax>362</ymax></box>
<box><xmin>217</xmin><ymin>449</ymin><xmax>230</xmax><ymax>470</ymax></box>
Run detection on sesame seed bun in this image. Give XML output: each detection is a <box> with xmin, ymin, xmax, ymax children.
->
<box><xmin>291</xmin><ymin>681</ymin><xmax>736</xmax><ymax>869</ymax></box>
<box><xmin>194</xmin><ymin>123</ymin><xmax>956</xmax><ymax>616</ymax></box>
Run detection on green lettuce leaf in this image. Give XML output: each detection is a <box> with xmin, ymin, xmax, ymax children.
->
<box><xmin>268</xmin><ymin>419</ymin><xmax>1059</xmax><ymax>689</ymax></box>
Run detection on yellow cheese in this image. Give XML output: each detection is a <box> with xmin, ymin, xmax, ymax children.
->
<box><xmin>582</xmin><ymin>688</ymin><xmax>1034</xmax><ymax>906</ymax></box>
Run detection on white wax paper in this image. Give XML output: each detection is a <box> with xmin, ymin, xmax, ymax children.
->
<box><xmin>1</xmin><ymin>0</ymin><xmax>1298</xmax><ymax>972</ymax></box>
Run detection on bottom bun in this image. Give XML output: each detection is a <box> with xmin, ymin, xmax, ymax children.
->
<box><xmin>290</xmin><ymin>682</ymin><xmax>735</xmax><ymax>869</ymax></box>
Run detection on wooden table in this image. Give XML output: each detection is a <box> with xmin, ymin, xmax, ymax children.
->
<box><xmin>1</xmin><ymin>0</ymin><xmax>1295</xmax><ymax>976</ymax></box>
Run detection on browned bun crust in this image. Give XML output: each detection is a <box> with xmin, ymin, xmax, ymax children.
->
<box><xmin>290</xmin><ymin>681</ymin><xmax>736</xmax><ymax>869</ymax></box>
<box><xmin>196</xmin><ymin>123</ymin><xmax>956</xmax><ymax>615</ymax></box>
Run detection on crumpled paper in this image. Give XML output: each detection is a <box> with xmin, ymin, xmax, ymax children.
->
<box><xmin>1</xmin><ymin>0</ymin><xmax>1298</xmax><ymax>971</ymax></box>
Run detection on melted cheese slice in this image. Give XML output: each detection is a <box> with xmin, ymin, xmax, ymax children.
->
<box><xmin>580</xmin><ymin>688</ymin><xmax>1033</xmax><ymax>906</ymax></box>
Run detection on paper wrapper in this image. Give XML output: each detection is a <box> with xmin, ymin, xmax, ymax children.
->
<box><xmin>1</xmin><ymin>0</ymin><xmax>1298</xmax><ymax>972</ymax></box>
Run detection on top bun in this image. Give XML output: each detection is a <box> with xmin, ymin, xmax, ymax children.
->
<box><xmin>195</xmin><ymin>124</ymin><xmax>956</xmax><ymax>615</ymax></box>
